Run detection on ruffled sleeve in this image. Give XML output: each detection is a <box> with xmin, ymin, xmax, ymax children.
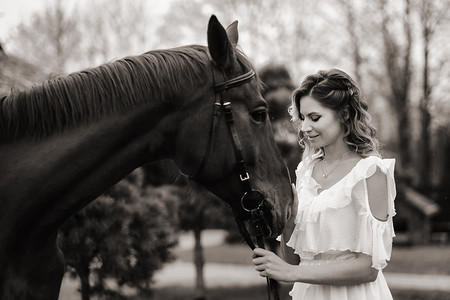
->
<box><xmin>357</xmin><ymin>157</ymin><xmax>396</xmax><ymax>269</ymax></box>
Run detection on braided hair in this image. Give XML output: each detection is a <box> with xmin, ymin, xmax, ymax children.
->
<box><xmin>288</xmin><ymin>69</ymin><xmax>379</xmax><ymax>160</ymax></box>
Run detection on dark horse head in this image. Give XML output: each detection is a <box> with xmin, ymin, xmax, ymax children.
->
<box><xmin>0</xmin><ymin>16</ymin><xmax>293</xmax><ymax>299</ymax></box>
<box><xmin>173</xmin><ymin>17</ymin><xmax>294</xmax><ymax>239</ymax></box>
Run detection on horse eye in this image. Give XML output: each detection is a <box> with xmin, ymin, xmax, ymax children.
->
<box><xmin>251</xmin><ymin>109</ymin><xmax>267</xmax><ymax>123</ymax></box>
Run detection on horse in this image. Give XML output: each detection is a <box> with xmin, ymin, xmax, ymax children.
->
<box><xmin>0</xmin><ymin>15</ymin><xmax>293</xmax><ymax>299</ymax></box>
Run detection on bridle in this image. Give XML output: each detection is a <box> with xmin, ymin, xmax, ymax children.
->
<box><xmin>190</xmin><ymin>64</ymin><xmax>280</xmax><ymax>300</ymax></box>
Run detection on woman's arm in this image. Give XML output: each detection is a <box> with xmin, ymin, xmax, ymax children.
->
<box><xmin>253</xmin><ymin>248</ymin><xmax>378</xmax><ymax>285</ymax></box>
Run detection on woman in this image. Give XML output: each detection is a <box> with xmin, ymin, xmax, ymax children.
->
<box><xmin>253</xmin><ymin>69</ymin><xmax>396</xmax><ymax>299</ymax></box>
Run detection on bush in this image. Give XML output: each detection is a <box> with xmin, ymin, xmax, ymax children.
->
<box><xmin>58</xmin><ymin>169</ymin><xmax>179</xmax><ymax>300</ymax></box>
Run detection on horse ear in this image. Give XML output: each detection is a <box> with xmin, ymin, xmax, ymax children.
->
<box><xmin>226</xmin><ymin>20</ymin><xmax>239</xmax><ymax>46</ymax></box>
<box><xmin>207</xmin><ymin>15</ymin><xmax>237</xmax><ymax>70</ymax></box>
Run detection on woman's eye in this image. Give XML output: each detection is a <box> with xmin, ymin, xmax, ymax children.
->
<box><xmin>311</xmin><ymin>116</ymin><xmax>321</xmax><ymax>122</ymax></box>
<box><xmin>251</xmin><ymin>109</ymin><xmax>267</xmax><ymax>122</ymax></box>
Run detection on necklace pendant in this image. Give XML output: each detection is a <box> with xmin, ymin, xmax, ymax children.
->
<box><xmin>322</xmin><ymin>174</ymin><xmax>327</xmax><ymax>178</ymax></box>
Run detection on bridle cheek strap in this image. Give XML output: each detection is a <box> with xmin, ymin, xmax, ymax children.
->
<box><xmin>221</xmin><ymin>101</ymin><xmax>252</xmax><ymax>191</ymax></box>
<box><xmin>189</xmin><ymin>69</ymin><xmax>255</xmax><ymax>182</ymax></box>
<box><xmin>189</xmin><ymin>67</ymin><xmax>279</xmax><ymax>300</ymax></box>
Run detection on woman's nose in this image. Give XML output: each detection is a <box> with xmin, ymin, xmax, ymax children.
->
<box><xmin>301</xmin><ymin>120</ymin><xmax>312</xmax><ymax>133</ymax></box>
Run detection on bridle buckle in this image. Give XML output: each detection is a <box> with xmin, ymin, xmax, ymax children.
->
<box><xmin>240</xmin><ymin>172</ymin><xmax>250</xmax><ymax>181</ymax></box>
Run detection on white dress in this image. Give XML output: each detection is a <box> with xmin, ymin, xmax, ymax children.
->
<box><xmin>286</xmin><ymin>155</ymin><xmax>396</xmax><ymax>300</ymax></box>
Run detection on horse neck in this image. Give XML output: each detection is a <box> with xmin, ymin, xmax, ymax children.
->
<box><xmin>0</xmin><ymin>46</ymin><xmax>210</xmax><ymax>141</ymax></box>
<box><xmin>0</xmin><ymin>50</ymin><xmax>210</xmax><ymax>236</ymax></box>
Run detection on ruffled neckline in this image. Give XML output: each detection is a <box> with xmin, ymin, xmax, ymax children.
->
<box><xmin>310</xmin><ymin>158</ymin><xmax>365</xmax><ymax>196</ymax></box>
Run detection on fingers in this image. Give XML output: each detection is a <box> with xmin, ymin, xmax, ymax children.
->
<box><xmin>252</xmin><ymin>248</ymin><xmax>271</xmax><ymax>265</ymax></box>
<box><xmin>252</xmin><ymin>249</ymin><xmax>286</xmax><ymax>279</ymax></box>
<box><xmin>252</xmin><ymin>247</ymin><xmax>270</xmax><ymax>258</ymax></box>
<box><xmin>256</xmin><ymin>269</ymin><xmax>268</xmax><ymax>278</ymax></box>
<box><xmin>252</xmin><ymin>253</ymin><xmax>269</xmax><ymax>277</ymax></box>
<box><xmin>254</xmin><ymin>263</ymin><xmax>266</xmax><ymax>271</ymax></box>
<box><xmin>252</xmin><ymin>249</ymin><xmax>293</xmax><ymax>281</ymax></box>
<box><xmin>252</xmin><ymin>256</ymin><xmax>265</xmax><ymax>265</ymax></box>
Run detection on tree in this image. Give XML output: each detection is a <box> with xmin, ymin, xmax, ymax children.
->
<box><xmin>6</xmin><ymin>0</ymin><xmax>81</xmax><ymax>73</ymax></box>
<box><xmin>58</xmin><ymin>169</ymin><xmax>179</xmax><ymax>300</ymax></box>
<box><xmin>340</xmin><ymin>0</ymin><xmax>364</xmax><ymax>85</ymax></box>
<box><xmin>417</xmin><ymin>0</ymin><xmax>449</xmax><ymax>190</ymax></box>
<box><xmin>259</xmin><ymin>64</ymin><xmax>299</xmax><ymax>177</ymax></box>
<box><xmin>144</xmin><ymin>160</ymin><xmax>234</xmax><ymax>300</ymax></box>
<box><xmin>378</xmin><ymin>0</ymin><xmax>413</xmax><ymax>174</ymax></box>
<box><xmin>177</xmin><ymin>183</ymin><xmax>233</xmax><ymax>300</ymax></box>
<box><xmin>75</xmin><ymin>0</ymin><xmax>157</xmax><ymax>70</ymax></box>
<box><xmin>159</xmin><ymin>0</ymin><xmax>310</xmax><ymax>80</ymax></box>
<box><xmin>5</xmin><ymin>0</ymin><xmax>162</xmax><ymax>74</ymax></box>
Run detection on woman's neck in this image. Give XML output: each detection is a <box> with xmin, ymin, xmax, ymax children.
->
<box><xmin>323</xmin><ymin>142</ymin><xmax>351</xmax><ymax>161</ymax></box>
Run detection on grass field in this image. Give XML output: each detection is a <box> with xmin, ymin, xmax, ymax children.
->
<box><xmin>148</xmin><ymin>286</ymin><xmax>450</xmax><ymax>300</ymax></box>
<box><xmin>159</xmin><ymin>242</ymin><xmax>450</xmax><ymax>300</ymax></box>
<box><xmin>60</xmin><ymin>283</ymin><xmax>450</xmax><ymax>300</ymax></box>
<box><xmin>59</xmin><ymin>239</ymin><xmax>450</xmax><ymax>299</ymax></box>
<box><xmin>174</xmin><ymin>242</ymin><xmax>450</xmax><ymax>275</ymax></box>
<box><xmin>386</xmin><ymin>244</ymin><xmax>450</xmax><ymax>275</ymax></box>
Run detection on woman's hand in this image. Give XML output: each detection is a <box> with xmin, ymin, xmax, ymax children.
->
<box><xmin>252</xmin><ymin>247</ymin><xmax>298</xmax><ymax>282</ymax></box>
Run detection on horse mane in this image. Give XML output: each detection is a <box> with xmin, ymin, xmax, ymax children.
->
<box><xmin>0</xmin><ymin>45</ymin><xmax>213</xmax><ymax>141</ymax></box>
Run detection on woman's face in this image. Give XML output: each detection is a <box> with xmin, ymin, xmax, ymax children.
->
<box><xmin>299</xmin><ymin>95</ymin><xmax>344</xmax><ymax>149</ymax></box>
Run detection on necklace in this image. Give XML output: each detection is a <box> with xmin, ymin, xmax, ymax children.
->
<box><xmin>320</xmin><ymin>151</ymin><xmax>350</xmax><ymax>178</ymax></box>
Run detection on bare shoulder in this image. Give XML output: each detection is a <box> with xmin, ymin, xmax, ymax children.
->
<box><xmin>366</xmin><ymin>167</ymin><xmax>389</xmax><ymax>221</ymax></box>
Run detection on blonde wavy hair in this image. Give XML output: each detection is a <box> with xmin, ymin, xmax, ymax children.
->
<box><xmin>288</xmin><ymin>69</ymin><xmax>380</xmax><ymax>161</ymax></box>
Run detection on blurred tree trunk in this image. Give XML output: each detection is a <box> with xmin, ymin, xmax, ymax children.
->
<box><xmin>342</xmin><ymin>0</ymin><xmax>363</xmax><ymax>85</ymax></box>
<box><xmin>53</xmin><ymin>0</ymin><xmax>66</xmax><ymax>73</ymax></box>
<box><xmin>379</xmin><ymin>0</ymin><xmax>413</xmax><ymax>174</ymax></box>
<box><xmin>78</xmin><ymin>265</ymin><xmax>91</xmax><ymax>300</ymax></box>
<box><xmin>193</xmin><ymin>213</ymin><xmax>206</xmax><ymax>300</ymax></box>
<box><xmin>176</xmin><ymin>181</ymin><xmax>233</xmax><ymax>300</ymax></box>
<box><xmin>418</xmin><ymin>0</ymin><xmax>433</xmax><ymax>189</ymax></box>
<box><xmin>417</xmin><ymin>0</ymin><xmax>448</xmax><ymax>190</ymax></box>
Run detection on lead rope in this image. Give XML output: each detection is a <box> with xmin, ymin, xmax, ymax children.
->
<box><xmin>252</xmin><ymin>209</ymin><xmax>280</xmax><ymax>300</ymax></box>
<box><xmin>235</xmin><ymin>214</ymin><xmax>280</xmax><ymax>300</ymax></box>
